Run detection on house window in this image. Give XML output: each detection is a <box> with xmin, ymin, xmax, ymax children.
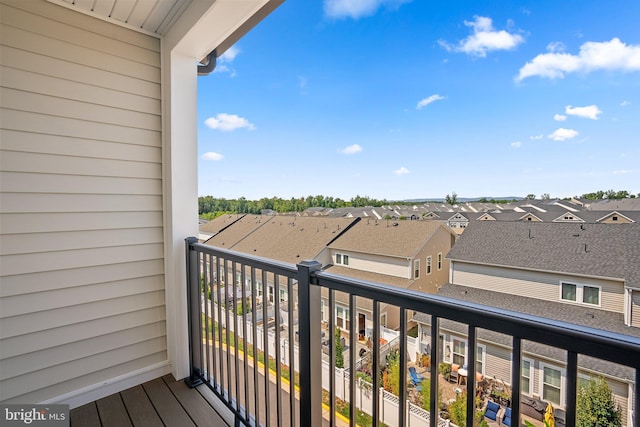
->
<box><xmin>452</xmin><ymin>338</ymin><xmax>465</xmax><ymax>366</ymax></box>
<box><xmin>279</xmin><ymin>288</ymin><xmax>287</xmax><ymax>303</ymax></box>
<box><xmin>414</xmin><ymin>259</ymin><xmax>420</xmax><ymax>279</ymax></box>
<box><xmin>336</xmin><ymin>253</ymin><xmax>349</xmax><ymax>266</ymax></box>
<box><xmin>560</xmin><ymin>282</ymin><xmax>600</xmax><ymax>306</ymax></box>
<box><xmin>336</xmin><ymin>306</ymin><xmax>350</xmax><ymax>330</ymax></box>
<box><xmin>268</xmin><ymin>286</ymin><xmax>274</xmax><ymax>304</ymax></box>
<box><xmin>437</xmin><ymin>253</ymin><xmax>442</xmax><ymax>270</ymax></box>
<box><xmin>380</xmin><ymin>313</ymin><xmax>387</xmax><ymax>328</ymax></box>
<box><xmin>426</xmin><ymin>256</ymin><xmax>432</xmax><ymax>275</ymax></box>
<box><xmin>521</xmin><ymin>359</ymin><xmax>533</xmax><ymax>395</ymax></box>
<box><xmin>612</xmin><ymin>216</ymin><xmax>618</xmax><ymax>221</ymax></box>
<box><xmin>476</xmin><ymin>345</ymin><xmax>486</xmax><ymax>374</ymax></box>
<box><xmin>320</xmin><ymin>300</ymin><xmax>326</xmax><ymax>322</ymax></box>
<box><xmin>541</xmin><ymin>364</ymin><xmax>562</xmax><ymax>405</ymax></box>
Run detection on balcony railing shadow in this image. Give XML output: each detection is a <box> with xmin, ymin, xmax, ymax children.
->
<box><xmin>186</xmin><ymin>238</ymin><xmax>640</xmax><ymax>427</ymax></box>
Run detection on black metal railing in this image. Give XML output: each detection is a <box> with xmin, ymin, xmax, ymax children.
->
<box><xmin>186</xmin><ymin>238</ymin><xmax>640</xmax><ymax>427</ymax></box>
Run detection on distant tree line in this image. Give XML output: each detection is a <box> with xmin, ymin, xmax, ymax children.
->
<box><xmin>199</xmin><ymin>189</ymin><xmax>638</xmax><ymax>218</ymax></box>
<box><xmin>579</xmin><ymin>189</ymin><xmax>637</xmax><ymax>200</ymax></box>
<box><xmin>198</xmin><ymin>195</ymin><xmax>391</xmax><ymax>218</ymax></box>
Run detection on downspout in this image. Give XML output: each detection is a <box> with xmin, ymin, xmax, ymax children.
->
<box><xmin>197</xmin><ymin>50</ymin><xmax>217</xmax><ymax>75</ymax></box>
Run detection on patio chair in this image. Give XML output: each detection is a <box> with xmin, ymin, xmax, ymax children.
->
<box><xmin>483</xmin><ymin>400</ymin><xmax>502</xmax><ymax>424</ymax></box>
<box><xmin>408</xmin><ymin>366</ymin><xmax>424</xmax><ymax>385</ymax></box>
<box><xmin>501</xmin><ymin>406</ymin><xmax>512</xmax><ymax>426</ymax></box>
<box><xmin>449</xmin><ymin>363</ymin><xmax>459</xmax><ymax>383</ymax></box>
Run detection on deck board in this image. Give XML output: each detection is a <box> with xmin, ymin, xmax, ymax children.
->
<box><xmin>120</xmin><ymin>385</ymin><xmax>164</xmax><ymax>427</ymax></box>
<box><xmin>95</xmin><ymin>394</ymin><xmax>133</xmax><ymax>427</ymax></box>
<box><xmin>70</xmin><ymin>402</ymin><xmax>101</xmax><ymax>427</ymax></box>
<box><xmin>163</xmin><ymin>375</ymin><xmax>227</xmax><ymax>426</ymax></box>
<box><xmin>70</xmin><ymin>375</ymin><xmax>229</xmax><ymax>426</ymax></box>
<box><xmin>143</xmin><ymin>377</ymin><xmax>196</xmax><ymax>426</ymax></box>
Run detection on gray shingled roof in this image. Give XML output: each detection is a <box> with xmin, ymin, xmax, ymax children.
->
<box><xmin>447</xmin><ymin>221</ymin><xmax>639</xmax><ymax>282</ymax></box>
<box><xmin>328</xmin><ymin>219</ymin><xmax>451</xmax><ymax>258</ymax></box>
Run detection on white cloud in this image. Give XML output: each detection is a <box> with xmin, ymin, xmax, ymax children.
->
<box><xmin>516</xmin><ymin>38</ymin><xmax>640</xmax><ymax>81</ymax></box>
<box><xmin>548</xmin><ymin>128</ymin><xmax>579</xmax><ymax>141</ymax></box>
<box><xmin>298</xmin><ymin>76</ymin><xmax>308</xmax><ymax>89</ymax></box>
<box><xmin>546</xmin><ymin>41</ymin><xmax>566</xmax><ymax>53</ymax></box>
<box><xmin>621</xmin><ymin>100</ymin><xmax>631</xmax><ymax>106</ymax></box>
<box><xmin>201</xmin><ymin>152</ymin><xmax>224</xmax><ymax>161</ymax></box>
<box><xmin>340</xmin><ymin>144</ymin><xmax>363</xmax><ymax>154</ymax></box>
<box><xmin>554</xmin><ymin>114</ymin><xmax>567</xmax><ymax>121</ymax></box>
<box><xmin>324</xmin><ymin>0</ymin><xmax>410</xmax><ymax>20</ymax></box>
<box><xmin>565</xmin><ymin>104</ymin><xmax>602</xmax><ymax>120</ymax></box>
<box><xmin>511</xmin><ymin>141</ymin><xmax>522</xmax><ymax>148</ymax></box>
<box><xmin>439</xmin><ymin>16</ymin><xmax>524</xmax><ymax>57</ymax></box>
<box><xmin>214</xmin><ymin>46</ymin><xmax>240</xmax><ymax>76</ymax></box>
<box><xmin>204</xmin><ymin>114</ymin><xmax>255</xmax><ymax>132</ymax></box>
<box><xmin>393</xmin><ymin>166</ymin><xmax>410</xmax><ymax>175</ymax></box>
<box><xmin>220</xmin><ymin>46</ymin><xmax>240</xmax><ymax>62</ymax></box>
<box><xmin>417</xmin><ymin>94</ymin><xmax>445</xmax><ymax>109</ymax></box>
<box><xmin>613</xmin><ymin>169</ymin><xmax>634</xmax><ymax>175</ymax></box>
<box><xmin>529</xmin><ymin>134</ymin><xmax>544</xmax><ymax>140</ymax></box>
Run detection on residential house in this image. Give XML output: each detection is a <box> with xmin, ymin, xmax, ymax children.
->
<box><xmin>414</xmin><ymin>221</ymin><xmax>639</xmax><ymax>425</ymax></box>
<box><xmin>0</xmin><ymin>0</ymin><xmax>282</xmax><ymax>408</ymax></box>
<box><xmin>203</xmin><ymin>216</ymin><xmax>358</xmax><ymax>307</ymax></box>
<box><xmin>323</xmin><ymin>220</ymin><xmax>456</xmax><ymax>332</ymax></box>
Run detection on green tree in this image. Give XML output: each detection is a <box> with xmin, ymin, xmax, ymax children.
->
<box><xmin>525</xmin><ymin>194</ymin><xmax>536</xmax><ymax>200</ymax></box>
<box><xmin>334</xmin><ymin>328</ymin><xmax>344</xmax><ymax>369</ymax></box>
<box><xmin>445</xmin><ymin>192</ymin><xmax>458</xmax><ymax>205</ymax></box>
<box><xmin>577</xmin><ymin>377</ymin><xmax>622</xmax><ymax>427</ymax></box>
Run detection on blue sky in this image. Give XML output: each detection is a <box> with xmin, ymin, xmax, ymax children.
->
<box><xmin>197</xmin><ymin>0</ymin><xmax>640</xmax><ymax>201</ymax></box>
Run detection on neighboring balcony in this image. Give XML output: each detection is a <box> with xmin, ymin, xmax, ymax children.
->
<box><xmin>143</xmin><ymin>239</ymin><xmax>638</xmax><ymax>427</ymax></box>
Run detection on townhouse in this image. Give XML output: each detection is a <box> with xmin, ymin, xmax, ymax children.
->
<box><xmin>414</xmin><ymin>221</ymin><xmax>639</xmax><ymax>425</ymax></box>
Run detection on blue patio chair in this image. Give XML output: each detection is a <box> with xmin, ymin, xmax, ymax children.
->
<box><xmin>408</xmin><ymin>366</ymin><xmax>424</xmax><ymax>385</ymax></box>
<box><xmin>502</xmin><ymin>406</ymin><xmax>512</xmax><ymax>426</ymax></box>
<box><xmin>484</xmin><ymin>400</ymin><xmax>501</xmax><ymax>423</ymax></box>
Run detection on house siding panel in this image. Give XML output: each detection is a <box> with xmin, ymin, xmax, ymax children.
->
<box><xmin>452</xmin><ymin>262</ymin><xmax>624</xmax><ymax>313</ymax></box>
<box><xmin>339</xmin><ymin>251</ymin><xmax>408</xmax><ymax>278</ymax></box>
<box><xmin>0</xmin><ymin>0</ymin><xmax>166</xmax><ymax>405</ymax></box>
<box><xmin>632</xmin><ymin>292</ymin><xmax>640</xmax><ymax>328</ymax></box>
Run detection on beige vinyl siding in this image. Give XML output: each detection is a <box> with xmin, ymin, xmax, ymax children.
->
<box><xmin>452</xmin><ymin>262</ymin><xmax>624</xmax><ymax>313</ymax></box>
<box><xmin>337</xmin><ymin>251</ymin><xmax>408</xmax><ymax>278</ymax></box>
<box><xmin>632</xmin><ymin>291</ymin><xmax>640</xmax><ymax>328</ymax></box>
<box><xmin>482</xmin><ymin>340</ymin><xmax>512</xmax><ymax>383</ymax></box>
<box><xmin>0</xmin><ymin>0</ymin><xmax>165</xmax><ymax>404</ymax></box>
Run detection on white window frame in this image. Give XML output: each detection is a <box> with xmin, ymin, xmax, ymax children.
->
<box><xmin>437</xmin><ymin>253</ymin><xmax>443</xmax><ymax>270</ymax></box>
<box><xmin>414</xmin><ymin>259</ymin><xmax>420</xmax><ymax>279</ymax></box>
<box><xmin>380</xmin><ymin>313</ymin><xmax>387</xmax><ymax>328</ymax></box>
<box><xmin>336</xmin><ymin>253</ymin><xmax>349</xmax><ymax>266</ymax></box>
<box><xmin>539</xmin><ymin>362</ymin><xmax>565</xmax><ymax>405</ymax></box>
<box><xmin>559</xmin><ymin>281</ymin><xmax>601</xmax><ymax>307</ymax></box>
<box><xmin>476</xmin><ymin>344</ymin><xmax>486</xmax><ymax>375</ymax></box>
<box><xmin>452</xmin><ymin>337</ymin><xmax>466</xmax><ymax>367</ymax></box>
<box><xmin>336</xmin><ymin>305</ymin><xmax>350</xmax><ymax>330</ymax></box>
<box><xmin>426</xmin><ymin>256</ymin><xmax>432</xmax><ymax>275</ymax></box>
<box><xmin>521</xmin><ymin>357</ymin><xmax>534</xmax><ymax>396</ymax></box>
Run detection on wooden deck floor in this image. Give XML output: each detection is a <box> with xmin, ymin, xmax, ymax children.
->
<box><xmin>70</xmin><ymin>375</ymin><xmax>229</xmax><ymax>426</ymax></box>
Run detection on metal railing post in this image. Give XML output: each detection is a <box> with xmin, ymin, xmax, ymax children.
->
<box><xmin>185</xmin><ymin>237</ymin><xmax>203</xmax><ymax>387</ymax></box>
<box><xmin>297</xmin><ymin>260</ymin><xmax>322</xmax><ymax>427</ymax></box>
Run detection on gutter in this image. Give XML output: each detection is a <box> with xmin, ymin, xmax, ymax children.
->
<box><xmin>198</xmin><ymin>50</ymin><xmax>216</xmax><ymax>75</ymax></box>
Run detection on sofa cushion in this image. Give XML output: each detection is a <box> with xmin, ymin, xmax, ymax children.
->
<box><xmin>485</xmin><ymin>401</ymin><xmax>500</xmax><ymax>421</ymax></box>
<box><xmin>502</xmin><ymin>407</ymin><xmax>512</xmax><ymax>426</ymax></box>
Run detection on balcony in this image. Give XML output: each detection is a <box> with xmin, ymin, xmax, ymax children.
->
<box><xmin>111</xmin><ymin>238</ymin><xmax>636</xmax><ymax>427</ymax></box>
<box><xmin>182</xmin><ymin>238</ymin><xmax>640</xmax><ymax>427</ymax></box>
